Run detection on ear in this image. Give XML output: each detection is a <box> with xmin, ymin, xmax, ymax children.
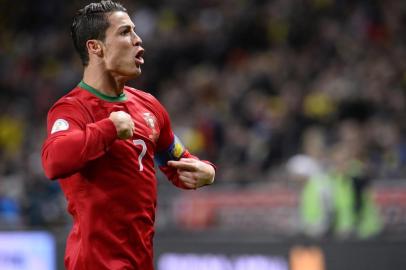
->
<box><xmin>86</xmin><ymin>40</ymin><xmax>103</xmax><ymax>58</ymax></box>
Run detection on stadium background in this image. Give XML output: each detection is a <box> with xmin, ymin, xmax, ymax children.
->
<box><xmin>1</xmin><ymin>0</ymin><xmax>406</xmax><ymax>269</ymax></box>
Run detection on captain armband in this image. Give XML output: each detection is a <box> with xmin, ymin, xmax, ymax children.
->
<box><xmin>155</xmin><ymin>135</ymin><xmax>186</xmax><ymax>166</ymax></box>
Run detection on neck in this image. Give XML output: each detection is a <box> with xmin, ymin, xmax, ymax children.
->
<box><xmin>83</xmin><ymin>65</ymin><xmax>125</xmax><ymax>97</ymax></box>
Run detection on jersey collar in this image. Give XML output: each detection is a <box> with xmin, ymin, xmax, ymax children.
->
<box><xmin>78</xmin><ymin>81</ymin><xmax>127</xmax><ymax>102</ymax></box>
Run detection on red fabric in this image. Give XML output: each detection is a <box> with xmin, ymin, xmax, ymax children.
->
<box><xmin>41</xmin><ymin>85</ymin><xmax>199</xmax><ymax>270</ymax></box>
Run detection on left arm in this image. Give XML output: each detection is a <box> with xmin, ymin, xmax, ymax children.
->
<box><xmin>167</xmin><ymin>158</ymin><xmax>215</xmax><ymax>189</ymax></box>
<box><xmin>156</xmin><ymin>135</ymin><xmax>216</xmax><ymax>189</ymax></box>
<box><xmin>151</xmin><ymin>95</ymin><xmax>215</xmax><ymax>189</ymax></box>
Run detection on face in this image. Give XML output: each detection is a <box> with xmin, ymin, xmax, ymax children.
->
<box><xmin>101</xmin><ymin>11</ymin><xmax>144</xmax><ymax>79</ymax></box>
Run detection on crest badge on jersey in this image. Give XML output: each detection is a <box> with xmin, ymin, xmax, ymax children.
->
<box><xmin>51</xmin><ymin>119</ymin><xmax>69</xmax><ymax>134</ymax></box>
<box><xmin>142</xmin><ymin>112</ymin><xmax>158</xmax><ymax>142</ymax></box>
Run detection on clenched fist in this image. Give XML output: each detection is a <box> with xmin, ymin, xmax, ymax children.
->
<box><xmin>109</xmin><ymin>111</ymin><xmax>135</xmax><ymax>139</ymax></box>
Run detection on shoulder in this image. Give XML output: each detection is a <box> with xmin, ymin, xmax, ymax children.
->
<box><xmin>124</xmin><ymin>86</ymin><xmax>166</xmax><ymax>112</ymax></box>
<box><xmin>51</xmin><ymin>86</ymin><xmax>84</xmax><ymax>104</ymax></box>
<box><xmin>124</xmin><ymin>86</ymin><xmax>159</xmax><ymax>103</ymax></box>
<box><xmin>124</xmin><ymin>86</ymin><xmax>170</xmax><ymax>126</ymax></box>
<box><xmin>45</xmin><ymin>87</ymin><xmax>93</xmax><ymax>131</ymax></box>
<box><xmin>48</xmin><ymin>86</ymin><xmax>89</xmax><ymax>116</ymax></box>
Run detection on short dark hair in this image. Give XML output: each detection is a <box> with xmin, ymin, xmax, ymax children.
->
<box><xmin>71</xmin><ymin>1</ymin><xmax>127</xmax><ymax>66</ymax></box>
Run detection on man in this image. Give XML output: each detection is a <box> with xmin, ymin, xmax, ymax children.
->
<box><xmin>41</xmin><ymin>1</ymin><xmax>215</xmax><ymax>269</ymax></box>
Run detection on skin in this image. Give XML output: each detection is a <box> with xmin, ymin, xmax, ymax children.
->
<box><xmin>84</xmin><ymin>11</ymin><xmax>144</xmax><ymax>96</ymax></box>
<box><xmin>81</xmin><ymin>11</ymin><xmax>215</xmax><ymax>187</ymax></box>
<box><xmin>168</xmin><ymin>158</ymin><xmax>215</xmax><ymax>189</ymax></box>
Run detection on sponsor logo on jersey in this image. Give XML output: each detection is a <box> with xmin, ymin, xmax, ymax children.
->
<box><xmin>51</xmin><ymin>119</ymin><xmax>69</xmax><ymax>134</ymax></box>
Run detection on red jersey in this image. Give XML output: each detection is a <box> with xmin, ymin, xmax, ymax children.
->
<box><xmin>41</xmin><ymin>81</ymin><xmax>199</xmax><ymax>270</ymax></box>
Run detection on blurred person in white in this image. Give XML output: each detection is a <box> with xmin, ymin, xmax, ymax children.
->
<box><xmin>288</xmin><ymin>120</ymin><xmax>382</xmax><ymax>239</ymax></box>
<box><xmin>287</xmin><ymin>126</ymin><xmax>333</xmax><ymax>238</ymax></box>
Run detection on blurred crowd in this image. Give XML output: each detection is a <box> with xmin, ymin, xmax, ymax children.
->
<box><xmin>0</xmin><ymin>0</ymin><xmax>406</xmax><ymax>236</ymax></box>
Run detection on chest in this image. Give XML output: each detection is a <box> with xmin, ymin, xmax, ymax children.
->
<box><xmin>81</xmin><ymin>100</ymin><xmax>161</xmax><ymax>168</ymax></box>
<box><xmin>88</xmin><ymin>99</ymin><xmax>160</xmax><ymax>144</ymax></box>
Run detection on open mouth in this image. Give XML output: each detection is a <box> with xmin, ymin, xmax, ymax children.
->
<box><xmin>135</xmin><ymin>50</ymin><xmax>144</xmax><ymax>66</ymax></box>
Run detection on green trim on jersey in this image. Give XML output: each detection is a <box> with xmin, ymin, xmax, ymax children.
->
<box><xmin>78</xmin><ymin>81</ymin><xmax>127</xmax><ymax>102</ymax></box>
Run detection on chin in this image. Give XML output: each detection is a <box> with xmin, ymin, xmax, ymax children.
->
<box><xmin>131</xmin><ymin>66</ymin><xmax>142</xmax><ymax>76</ymax></box>
<box><xmin>131</xmin><ymin>70</ymin><xmax>142</xmax><ymax>79</ymax></box>
<box><xmin>121</xmin><ymin>68</ymin><xmax>142</xmax><ymax>80</ymax></box>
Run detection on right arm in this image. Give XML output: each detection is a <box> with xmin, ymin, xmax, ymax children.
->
<box><xmin>41</xmin><ymin>100</ymin><xmax>133</xmax><ymax>180</ymax></box>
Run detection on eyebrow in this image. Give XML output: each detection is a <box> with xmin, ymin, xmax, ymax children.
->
<box><xmin>117</xmin><ymin>24</ymin><xmax>136</xmax><ymax>32</ymax></box>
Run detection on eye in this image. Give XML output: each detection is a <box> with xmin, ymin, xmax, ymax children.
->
<box><xmin>120</xmin><ymin>29</ymin><xmax>130</xmax><ymax>36</ymax></box>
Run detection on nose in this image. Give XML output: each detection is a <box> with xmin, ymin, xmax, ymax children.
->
<box><xmin>132</xmin><ymin>32</ymin><xmax>142</xmax><ymax>47</ymax></box>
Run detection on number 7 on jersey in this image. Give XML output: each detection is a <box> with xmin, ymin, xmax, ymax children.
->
<box><xmin>133</xmin><ymin>139</ymin><xmax>147</xmax><ymax>171</ymax></box>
